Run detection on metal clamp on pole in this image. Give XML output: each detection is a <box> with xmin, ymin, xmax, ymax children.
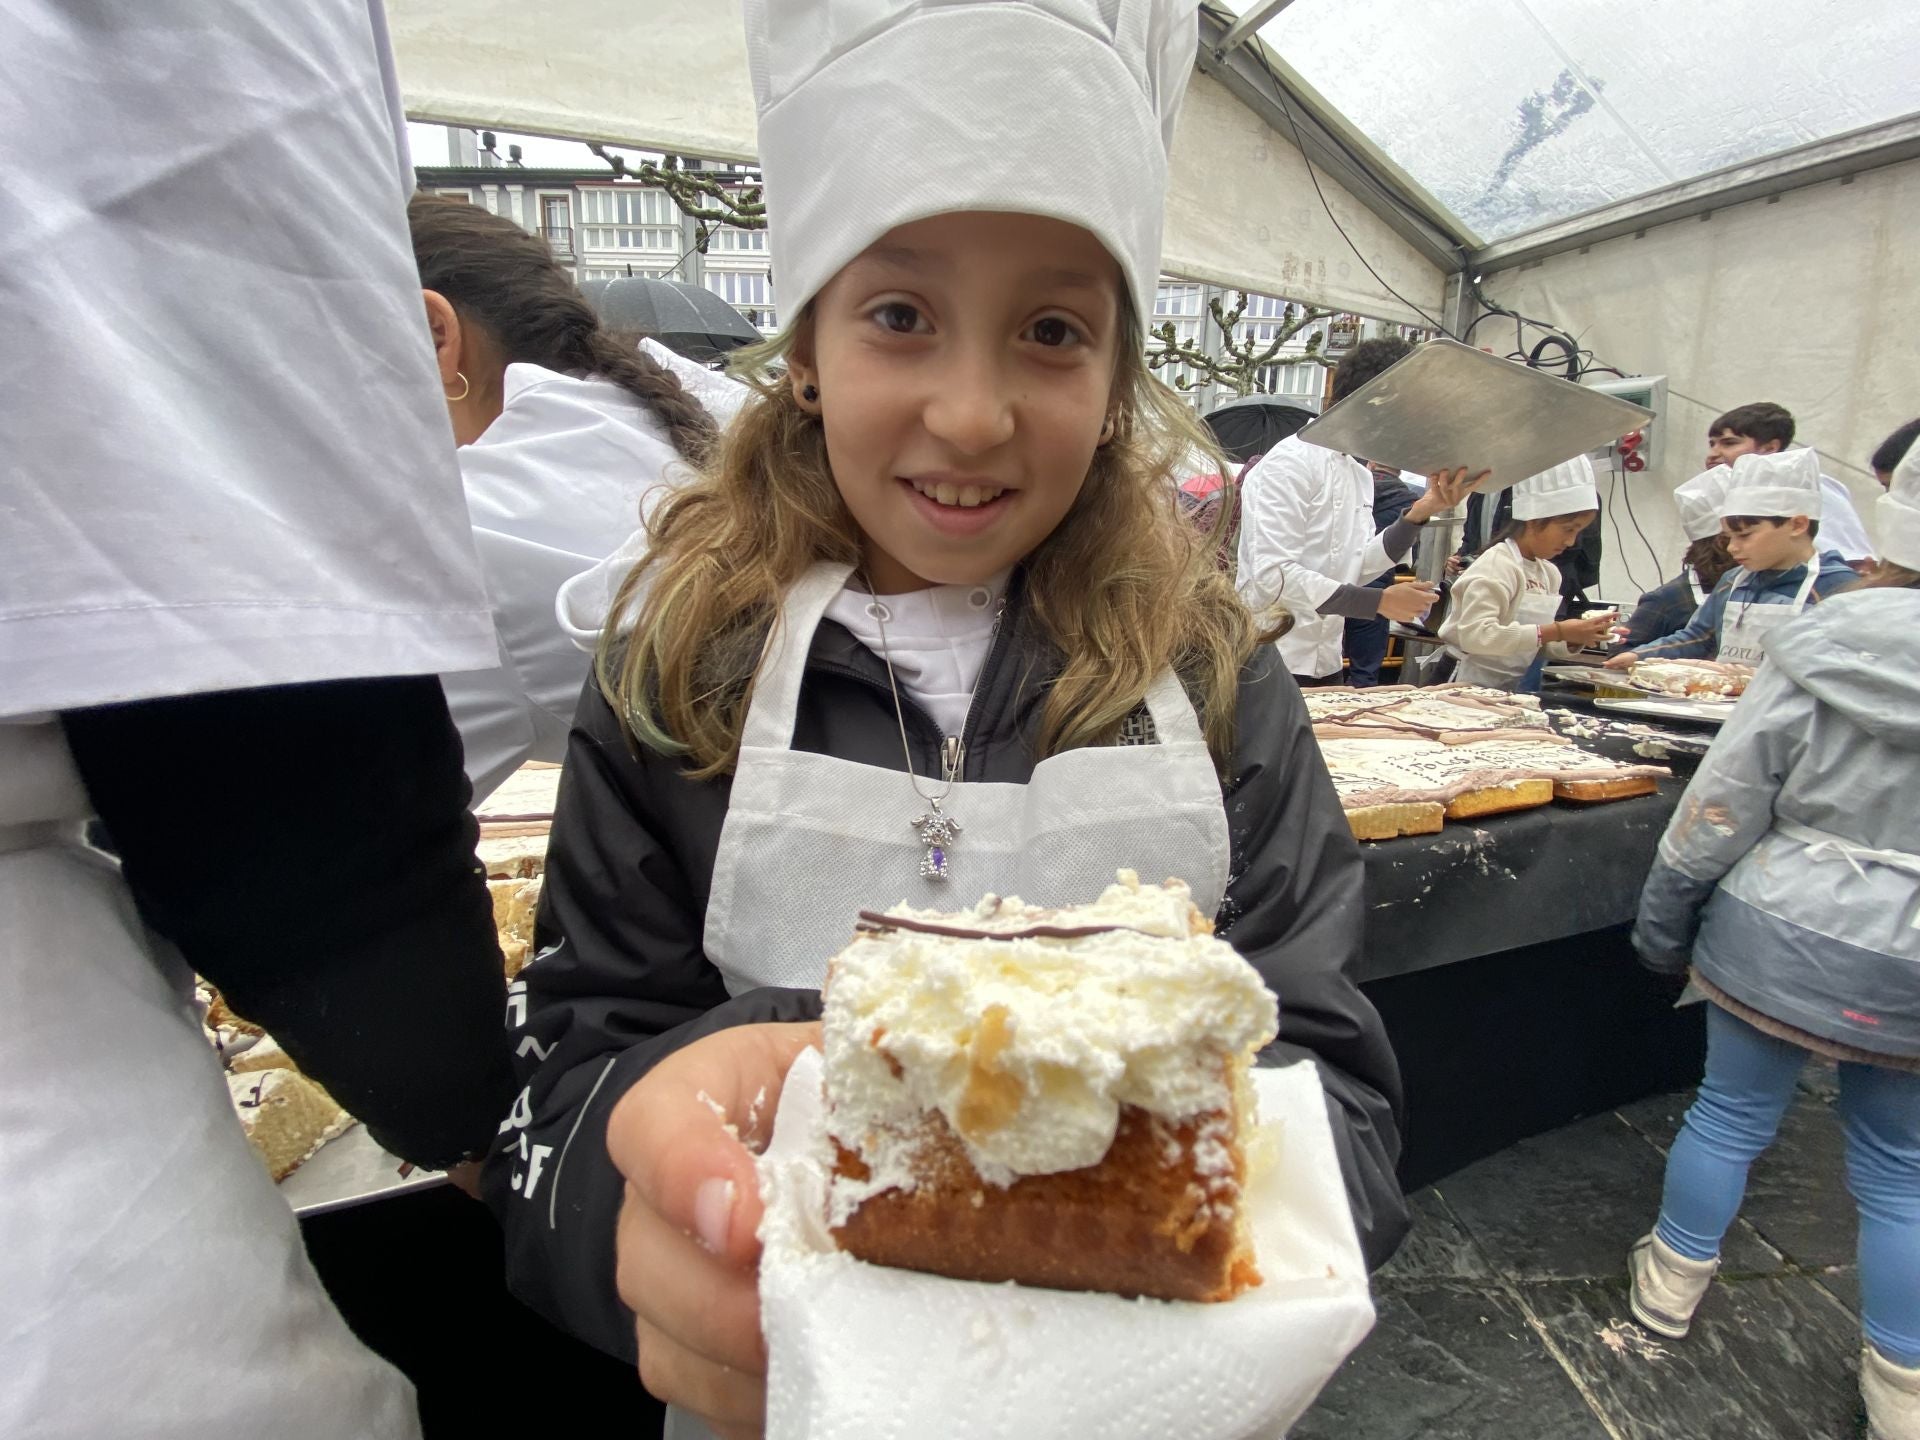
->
<box><xmin>1210</xmin><ymin>0</ymin><xmax>1299</xmax><ymax>61</ymax></box>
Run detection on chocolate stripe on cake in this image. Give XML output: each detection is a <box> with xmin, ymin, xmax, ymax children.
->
<box><xmin>855</xmin><ymin>910</ymin><xmax>1148</xmax><ymax>941</ymax></box>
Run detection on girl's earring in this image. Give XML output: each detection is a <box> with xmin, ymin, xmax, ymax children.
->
<box><xmin>802</xmin><ymin>384</ymin><xmax>820</xmax><ymax>404</ymax></box>
<box><xmin>445</xmin><ymin>371</ymin><xmax>471</xmax><ymax>403</ymax></box>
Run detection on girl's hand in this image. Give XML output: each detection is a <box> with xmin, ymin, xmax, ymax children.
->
<box><xmin>1556</xmin><ymin>612</ymin><xmax>1617</xmax><ymax>648</ymax></box>
<box><xmin>608</xmin><ymin>1021</ymin><xmax>822</xmax><ymax>1440</ymax></box>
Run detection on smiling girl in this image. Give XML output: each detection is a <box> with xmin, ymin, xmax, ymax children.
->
<box><xmin>1439</xmin><ymin>457</ymin><xmax>1617</xmax><ymax>691</ymax></box>
<box><xmin>484</xmin><ymin>2</ymin><xmax>1407</xmax><ymax>1431</ymax></box>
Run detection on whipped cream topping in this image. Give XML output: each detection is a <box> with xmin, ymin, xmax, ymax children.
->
<box><xmin>822</xmin><ymin>872</ymin><xmax>1278</xmax><ymax>1188</ymax></box>
<box><xmin>1629</xmin><ymin>658</ymin><xmax>1751</xmax><ymax>698</ymax></box>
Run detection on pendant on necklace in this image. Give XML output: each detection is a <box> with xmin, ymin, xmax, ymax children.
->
<box><xmin>911</xmin><ymin>801</ymin><xmax>962</xmax><ymax>880</ymax></box>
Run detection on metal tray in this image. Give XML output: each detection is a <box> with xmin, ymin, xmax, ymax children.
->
<box><xmin>1593</xmin><ymin>695</ymin><xmax>1731</xmax><ymax>727</ymax></box>
<box><xmin>280</xmin><ymin>1122</ymin><xmax>447</xmax><ymax>1217</ymax></box>
<box><xmin>1294</xmin><ymin>339</ymin><xmax>1653</xmax><ymax>493</ymax></box>
<box><xmin>1544</xmin><ymin>664</ymin><xmax>1741</xmax><ymax>706</ymax></box>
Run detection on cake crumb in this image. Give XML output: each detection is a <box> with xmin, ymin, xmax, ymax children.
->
<box><xmin>1598</xmin><ymin>1319</ymin><xmax>1670</xmax><ymax>1361</ymax></box>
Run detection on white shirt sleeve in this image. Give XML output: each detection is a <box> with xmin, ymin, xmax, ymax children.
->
<box><xmin>1235</xmin><ymin>445</ymin><xmax>1344</xmax><ymax>618</ymax></box>
<box><xmin>1</xmin><ymin>0</ymin><xmax>494</xmax><ymax>716</ymax></box>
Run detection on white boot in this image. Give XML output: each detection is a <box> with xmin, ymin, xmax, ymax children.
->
<box><xmin>1864</xmin><ymin>1344</ymin><xmax>1920</xmax><ymax>1440</ymax></box>
<box><xmin>1627</xmin><ymin>1232</ymin><xmax>1718</xmax><ymax>1339</ymax></box>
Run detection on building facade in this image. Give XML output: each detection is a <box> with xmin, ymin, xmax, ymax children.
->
<box><xmin>415</xmin><ymin>133</ymin><xmax>1425</xmax><ymax>395</ymax></box>
<box><xmin>415</xmin><ymin>157</ymin><xmax>781</xmax><ymax>334</ymax></box>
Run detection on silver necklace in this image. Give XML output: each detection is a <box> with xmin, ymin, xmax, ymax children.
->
<box><xmin>861</xmin><ymin>575</ymin><xmax>1004</xmax><ymax>881</ymax></box>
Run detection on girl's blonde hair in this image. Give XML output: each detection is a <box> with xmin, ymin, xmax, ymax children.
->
<box><xmin>596</xmin><ymin>305</ymin><xmax>1273</xmax><ymax>780</ymax></box>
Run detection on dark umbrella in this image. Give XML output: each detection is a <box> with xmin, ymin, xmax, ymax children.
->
<box><xmin>585</xmin><ymin>277</ymin><xmax>762</xmax><ymax>363</ymax></box>
<box><xmin>1202</xmin><ymin>394</ymin><xmax>1321</xmax><ymax>465</ymax></box>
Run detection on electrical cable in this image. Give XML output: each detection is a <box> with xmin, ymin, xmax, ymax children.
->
<box><xmin>1603</xmin><ymin>466</ymin><xmax>1654</xmax><ymax>595</ymax></box>
<box><xmin>1616</xmin><ymin>457</ymin><xmax>1667</xmax><ymax>582</ymax></box>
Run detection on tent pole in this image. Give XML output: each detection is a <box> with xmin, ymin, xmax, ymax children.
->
<box><xmin>1210</xmin><ymin>0</ymin><xmax>1300</xmax><ymax>60</ymax></box>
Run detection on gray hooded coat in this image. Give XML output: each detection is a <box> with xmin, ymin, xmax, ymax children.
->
<box><xmin>1634</xmin><ymin>587</ymin><xmax>1920</xmax><ymax>1061</ymax></box>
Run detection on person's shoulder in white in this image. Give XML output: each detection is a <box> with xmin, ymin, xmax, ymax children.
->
<box><xmin>640</xmin><ymin>338</ymin><xmax>750</xmax><ymax>427</ymax></box>
<box><xmin>459</xmin><ymin>362</ymin><xmax>689</xmax><ymax>558</ymax></box>
<box><xmin>1815</xmin><ymin>471</ymin><xmax>1875</xmax><ymax>564</ymax></box>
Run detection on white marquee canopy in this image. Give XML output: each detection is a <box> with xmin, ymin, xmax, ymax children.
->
<box><xmin>389</xmin><ymin>0</ymin><xmax>1920</xmax><ymax>594</ymax></box>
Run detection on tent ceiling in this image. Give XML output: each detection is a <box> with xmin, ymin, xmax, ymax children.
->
<box><xmin>387</xmin><ymin>0</ymin><xmax>1448</xmax><ymax>326</ymax></box>
<box><xmin>389</xmin><ymin>1</ymin><xmax>1919</xmax><ymax>314</ymax></box>
<box><xmin>1230</xmin><ymin>0</ymin><xmax>1920</xmax><ymax>247</ymax></box>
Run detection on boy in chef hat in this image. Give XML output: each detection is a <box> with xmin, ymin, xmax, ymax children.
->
<box><xmin>1615</xmin><ymin>469</ymin><xmax>1736</xmax><ymax>651</ymax></box>
<box><xmin>1439</xmin><ymin>456</ymin><xmax>1617</xmax><ymax>691</ymax></box>
<box><xmin>1610</xmin><ymin>449</ymin><xmax>1856</xmax><ymax>671</ymax></box>
<box><xmin>485</xmin><ymin>0</ymin><xmax>1409</xmax><ymax>1433</ymax></box>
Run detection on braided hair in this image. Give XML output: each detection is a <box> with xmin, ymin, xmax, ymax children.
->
<box><xmin>407</xmin><ymin>193</ymin><xmax>717</xmax><ymax>464</ymax></box>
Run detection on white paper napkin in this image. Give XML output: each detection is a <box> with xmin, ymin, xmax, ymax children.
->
<box><xmin>753</xmin><ymin>1048</ymin><xmax>1375</xmax><ymax>1440</ymax></box>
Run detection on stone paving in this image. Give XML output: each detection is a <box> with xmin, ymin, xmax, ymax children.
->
<box><xmin>1295</xmin><ymin>1062</ymin><xmax>1870</xmax><ymax>1439</ymax></box>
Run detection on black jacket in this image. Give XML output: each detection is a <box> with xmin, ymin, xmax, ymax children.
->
<box><xmin>63</xmin><ymin>677</ymin><xmax>515</xmax><ymax>1167</ymax></box>
<box><xmin>484</xmin><ymin>590</ymin><xmax>1409</xmax><ymax>1359</ymax></box>
<box><xmin>1621</xmin><ymin>572</ymin><xmax>1699</xmax><ymax>651</ymax></box>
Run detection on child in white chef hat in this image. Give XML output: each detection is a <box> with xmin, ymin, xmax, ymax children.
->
<box><xmin>1614</xmin><ymin>468</ymin><xmax>1735</xmax><ymax>651</ymax></box>
<box><xmin>1608</xmin><ymin>448</ymin><xmax>1857</xmax><ymax>671</ymax></box>
<box><xmin>1438</xmin><ymin>456</ymin><xmax>1616</xmax><ymax>691</ymax></box>
<box><xmin>485</xmin><ymin>0</ymin><xmax>1408</xmax><ymax>1431</ymax></box>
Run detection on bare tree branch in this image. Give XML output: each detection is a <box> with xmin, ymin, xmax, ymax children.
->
<box><xmin>1144</xmin><ymin>291</ymin><xmax>1338</xmax><ymax>398</ymax></box>
<box><xmin>587</xmin><ymin>143</ymin><xmax>767</xmax><ymax>253</ymax></box>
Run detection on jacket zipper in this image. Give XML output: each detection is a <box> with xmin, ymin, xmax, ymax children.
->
<box><xmin>813</xmin><ymin>595</ymin><xmax>1010</xmax><ymax>783</ymax></box>
<box><xmin>808</xmin><ymin>659</ymin><xmax>948</xmax><ymax>773</ymax></box>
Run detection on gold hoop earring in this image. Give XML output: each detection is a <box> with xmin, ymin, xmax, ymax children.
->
<box><xmin>445</xmin><ymin>371</ymin><xmax>470</xmax><ymax>403</ymax></box>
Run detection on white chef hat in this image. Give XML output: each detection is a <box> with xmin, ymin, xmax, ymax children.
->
<box><xmin>1672</xmin><ymin>468</ymin><xmax>1730</xmax><ymax>542</ymax></box>
<box><xmin>741</xmin><ymin>0</ymin><xmax>1198</xmax><ymax>327</ymax></box>
<box><xmin>1511</xmin><ymin>456</ymin><xmax>1599</xmax><ymax>520</ymax></box>
<box><xmin>1879</xmin><ymin>443</ymin><xmax>1920</xmax><ymax>571</ymax></box>
<box><xmin>1716</xmin><ymin>447</ymin><xmax>1824</xmax><ymax>521</ymax></box>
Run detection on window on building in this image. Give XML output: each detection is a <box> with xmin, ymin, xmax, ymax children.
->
<box><xmin>432</xmin><ymin>188</ymin><xmax>473</xmax><ymax>203</ymax></box>
<box><xmin>705</xmin><ymin>270</ymin><xmax>772</xmax><ymax>307</ymax></box>
<box><xmin>709</xmin><ymin>226</ymin><xmax>768</xmax><ymax>252</ymax></box>
<box><xmin>1154</xmin><ymin>283</ymin><xmax>1203</xmax><ymax>318</ymax></box>
<box><xmin>578</xmin><ymin>188</ymin><xmax>680</xmax><ymax>250</ymax></box>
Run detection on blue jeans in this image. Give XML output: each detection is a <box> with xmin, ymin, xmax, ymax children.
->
<box><xmin>1656</xmin><ymin>1004</ymin><xmax>1920</xmax><ymax>1366</ymax></box>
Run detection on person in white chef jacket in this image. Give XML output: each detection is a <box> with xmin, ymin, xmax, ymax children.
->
<box><xmin>1</xmin><ymin>7</ymin><xmax>515</xmax><ymax>1438</ymax></box>
<box><xmin>409</xmin><ymin>195</ymin><xmax>746</xmax><ymax>801</ymax></box>
<box><xmin>1235</xmin><ymin>337</ymin><xmax>1487</xmax><ymax>684</ymax></box>
<box><xmin>1437</xmin><ymin>458</ymin><xmax>1618</xmax><ymax>690</ymax></box>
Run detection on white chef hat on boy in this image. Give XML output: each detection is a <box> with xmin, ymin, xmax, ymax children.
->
<box><xmin>1671</xmin><ymin>468</ymin><xmax>1730</xmax><ymax>542</ymax></box>
<box><xmin>1879</xmin><ymin>444</ymin><xmax>1920</xmax><ymax>571</ymax></box>
<box><xmin>1510</xmin><ymin>456</ymin><xmax>1599</xmax><ymax>520</ymax></box>
<box><xmin>741</xmin><ymin>0</ymin><xmax>1199</xmax><ymax>327</ymax></box>
<box><xmin>1715</xmin><ymin>447</ymin><xmax>1824</xmax><ymax>521</ymax></box>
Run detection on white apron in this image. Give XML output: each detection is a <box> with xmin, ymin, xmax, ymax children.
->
<box><xmin>0</xmin><ymin>721</ymin><xmax>419</xmax><ymax>1440</ymax></box>
<box><xmin>701</xmin><ymin>563</ymin><xmax>1234</xmax><ymax>995</ymax></box>
<box><xmin>1717</xmin><ymin>564</ymin><xmax>1817</xmax><ymax>667</ymax></box>
<box><xmin>1450</xmin><ymin>543</ymin><xmax>1562</xmax><ymax>691</ymax></box>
